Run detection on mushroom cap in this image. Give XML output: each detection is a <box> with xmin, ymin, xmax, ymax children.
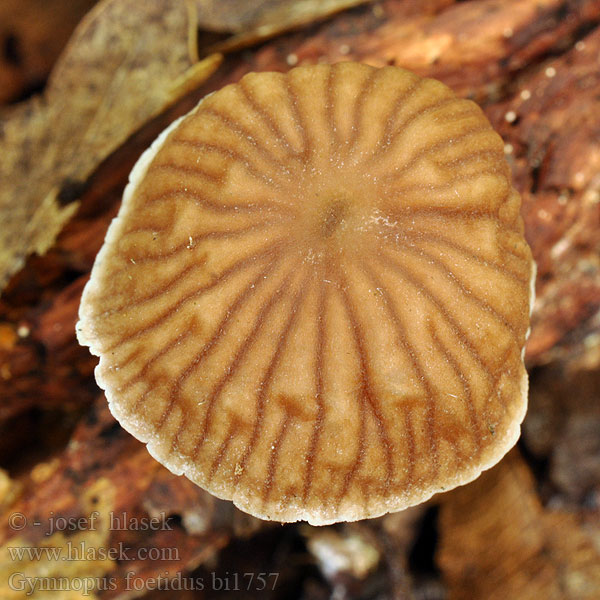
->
<box><xmin>77</xmin><ymin>62</ymin><xmax>535</xmax><ymax>525</ymax></box>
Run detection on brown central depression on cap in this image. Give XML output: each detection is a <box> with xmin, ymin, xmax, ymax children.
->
<box><xmin>77</xmin><ymin>62</ymin><xmax>534</xmax><ymax>525</ymax></box>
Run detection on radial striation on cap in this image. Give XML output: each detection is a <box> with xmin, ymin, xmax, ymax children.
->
<box><xmin>77</xmin><ymin>62</ymin><xmax>535</xmax><ymax>525</ymax></box>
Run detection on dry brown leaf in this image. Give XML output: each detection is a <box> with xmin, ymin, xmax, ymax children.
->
<box><xmin>438</xmin><ymin>450</ymin><xmax>600</xmax><ymax>600</ymax></box>
<box><xmin>200</xmin><ymin>0</ymin><xmax>372</xmax><ymax>52</ymax></box>
<box><xmin>0</xmin><ymin>0</ymin><xmax>222</xmax><ymax>293</ymax></box>
<box><xmin>195</xmin><ymin>0</ymin><xmax>360</xmax><ymax>32</ymax></box>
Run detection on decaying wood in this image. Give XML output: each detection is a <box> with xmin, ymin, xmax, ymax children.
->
<box><xmin>0</xmin><ymin>397</ymin><xmax>264</xmax><ymax>598</ymax></box>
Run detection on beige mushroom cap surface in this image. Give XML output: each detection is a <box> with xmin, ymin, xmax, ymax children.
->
<box><xmin>77</xmin><ymin>62</ymin><xmax>535</xmax><ymax>525</ymax></box>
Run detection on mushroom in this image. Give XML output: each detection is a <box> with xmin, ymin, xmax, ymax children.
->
<box><xmin>77</xmin><ymin>62</ymin><xmax>535</xmax><ymax>525</ymax></box>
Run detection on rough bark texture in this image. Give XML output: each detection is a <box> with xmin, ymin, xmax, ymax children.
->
<box><xmin>0</xmin><ymin>1</ymin><xmax>599</xmax><ymax>598</ymax></box>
